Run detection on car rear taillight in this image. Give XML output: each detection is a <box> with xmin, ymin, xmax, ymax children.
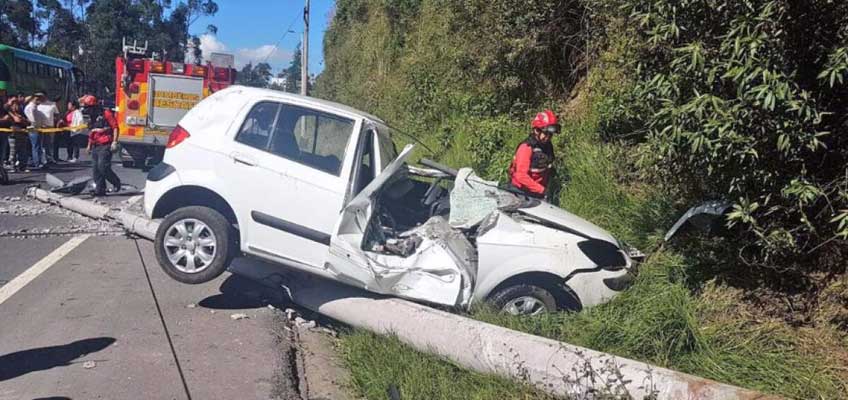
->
<box><xmin>128</xmin><ymin>100</ymin><xmax>140</xmax><ymax>110</ymax></box>
<box><xmin>167</xmin><ymin>125</ymin><xmax>190</xmax><ymax>149</ymax></box>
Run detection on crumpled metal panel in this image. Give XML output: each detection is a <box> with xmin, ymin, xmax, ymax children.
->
<box><xmin>664</xmin><ymin>200</ymin><xmax>732</xmax><ymax>242</ymax></box>
<box><xmin>365</xmin><ymin>216</ymin><xmax>477</xmax><ymax>307</ymax></box>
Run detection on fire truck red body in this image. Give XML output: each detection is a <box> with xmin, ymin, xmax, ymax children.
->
<box><xmin>115</xmin><ymin>41</ymin><xmax>236</xmax><ymax>167</ymax></box>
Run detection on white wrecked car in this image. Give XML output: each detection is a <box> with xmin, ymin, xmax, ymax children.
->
<box><xmin>144</xmin><ymin>86</ymin><xmax>642</xmax><ymax>315</ymax></box>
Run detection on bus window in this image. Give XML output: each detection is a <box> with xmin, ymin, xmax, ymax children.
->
<box><xmin>16</xmin><ymin>59</ymin><xmax>26</xmax><ymax>73</ymax></box>
<box><xmin>0</xmin><ymin>59</ymin><xmax>9</xmax><ymax>82</ymax></box>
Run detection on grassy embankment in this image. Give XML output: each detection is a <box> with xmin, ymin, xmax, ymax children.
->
<box><xmin>316</xmin><ymin>1</ymin><xmax>848</xmax><ymax>399</ymax></box>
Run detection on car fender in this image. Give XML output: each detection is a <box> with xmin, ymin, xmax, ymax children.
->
<box><xmin>473</xmin><ymin>212</ymin><xmax>632</xmax><ymax>308</ymax></box>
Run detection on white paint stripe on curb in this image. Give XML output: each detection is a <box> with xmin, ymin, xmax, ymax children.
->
<box><xmin>0</xmin><ymin>235</ymin><xmax>90</xmax><ymax>305</ymax></box>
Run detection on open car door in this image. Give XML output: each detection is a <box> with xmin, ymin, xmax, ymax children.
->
<box><xmin>326</xmin><ymin>144</ymin><xmax>474</xmax><ymax>307</ymax></box>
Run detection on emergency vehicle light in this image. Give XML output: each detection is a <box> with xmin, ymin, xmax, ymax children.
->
<box><xmin>191</xmin><ymin>66</ymin><xmax>207</xmax><ymax>77</ymax></box>
<box><xmin>128</xmin><ymin>100</ymin><xmax>140</xmax><ymax>110</ymax></box>
<box><xmin>150</xmin><ymin>61</ymin><xmax>165</xmax><ymax>73</ymax></box>
<box><xmin>128</xmin><ymin>59</ymin><xmax>145</xmax><ymax>72</ymax></box>
<box><xmin>213</xmin><ymin>67</ymin><xmax>230</xmax><ymax>81</ymax></box>
<box><xmin>170</xmin><ymin>62</ymin><xmax>185</xmax><ymax>74</ymax></box>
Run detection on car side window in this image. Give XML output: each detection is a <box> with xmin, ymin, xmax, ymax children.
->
<box><xmin>235</xmin><ymin>102</ymin><xmax>280</xmax><ymax>150</ymax></box>
<box><xmin>268</xmin><ymin>104</ymin><xmax>355</xmax><ymax>176</ymax></box>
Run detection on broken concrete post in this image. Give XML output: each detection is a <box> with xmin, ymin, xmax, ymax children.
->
<box><xmin>26</xmin><ymin>187</ymin><xmax>159</xmax><ymax>240</ymax></box>
<box><xmin>31</xmin><ymin>188</ymin><xmax>780</xmax><ymax>400</ymax></box>
<box><xmin>27</xmin><ymin>187</ymin><xmax>112</xmax><ymax>219</ymax></box>
<box><xmin>282</xmin><ymin>276</ymin><xmax>781</xmax><ymax>400</ymax></box>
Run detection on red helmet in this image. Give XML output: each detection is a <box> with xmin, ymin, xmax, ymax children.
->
<box><xmin>80</xmin><ymin>95</ymin><xmax>97</xmax><ymax>107</ymax></box>
<box><xmin>531</xmin><ymin>109</ymin><xmax>558</xmax><ymax>129</ymax></box>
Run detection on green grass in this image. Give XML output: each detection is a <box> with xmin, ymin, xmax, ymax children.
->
<box><xmin>474</xmin><ymin>252</ymin><xmax>847</xmax><ymax>399</ymax></box>
<box><xmin>339</xmin><ymin>331</ymin><xmax>554</xmax><ymax>400</ymax></box>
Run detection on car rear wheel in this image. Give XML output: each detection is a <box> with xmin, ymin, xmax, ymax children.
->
<box><xmin>155</xmin><ymin>206</ymin><xmax>233</xmax><ymax>284</ymax></box>
<box><xmin>489</xmin><ymin>284</ymin><xmax>558</xmax><ymax>316</ymax></box>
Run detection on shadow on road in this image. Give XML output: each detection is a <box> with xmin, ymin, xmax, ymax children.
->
<box><xmin>199</xmin><ymin>274</ymin><xmax>287</xmax><ymax>310</ymax></box>
<box><xmin>33</xmin><ymin>397</ymin><xmax>73</xmax><ymax>400</ymax></box>
<box><xmin>0</xmin><ymin>337</ymin><xmax>116</xmax><ymax>382</ymax></box>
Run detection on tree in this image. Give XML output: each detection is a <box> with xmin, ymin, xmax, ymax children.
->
<box><xmin>0</xmin><ymin>0</ymin><xmax>37</xmax><ymax>48</ymax></box>
<box><xmin>608</xmin><ymin>0</ymin><xmax>848</xmax><ymax>269</ymax></box>
<box><xmin>38</xmin><ymin>0</ymin><xmax>85</xmax><ymax>60</ymax></box>
<box><xmin>236</xmin><ymin>62</ymin><xmax>272</xmax><ymax>88</ymax></box>
<box><xmin>282</xmin><ymin>43</ymin><xmax>302</xmax><ymax>93</ymax></box>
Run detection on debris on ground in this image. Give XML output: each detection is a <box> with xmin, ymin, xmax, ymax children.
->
<box><xmin>230</xmin><ymin>313</ymin><xmax>249</xmax><ymax>320</ymax></box>
<box><xmin>82</xmin><ymin>360</ymin><xmax>96</xmax><ymax>369</ymax></box>
<box><xmin>294</xmin><ymin>317</ymin><xmax>316</xmax><ymax>329</ymax></box>
<box><xmin>0</xmin><ymin>196</ymin><xmax>123</xmax><ymax>239</ymax></box>
<box><xmin>186</xmin><ymin>303</ymin><xmax>197</xmax><ymax>309</ymax></box>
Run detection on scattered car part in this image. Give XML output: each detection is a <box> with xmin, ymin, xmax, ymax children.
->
<box><xmin>664</xmin><ymin>200</ymin><xmax>733</xmax><ymax>242</ymax></box>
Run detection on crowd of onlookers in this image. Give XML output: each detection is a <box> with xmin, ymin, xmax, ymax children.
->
<box><xmin>0</xmin><ymin>92</ymin><xmax>88</xmax><ymax>172</ymax></box>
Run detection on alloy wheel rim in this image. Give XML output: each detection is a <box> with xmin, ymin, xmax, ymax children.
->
<box><xmin>503</xmin><ymin>296</ymin><xmax>547</xmax><ymax>316</ymax></box>
<box><xmin>163</xmin><ymin>218</ymin><xmax>217</xmax><ymax>274</ymax></box>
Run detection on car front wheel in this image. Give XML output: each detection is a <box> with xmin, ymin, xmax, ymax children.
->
<box><xmin>488</xmin><ymin>284</ymin><xmax>558</xmax><ymax>316</ymax></box>
<box><xmin>154</xmin><ymin>206</ymin><xmax>233</xmax><ymax>284</ymax></box>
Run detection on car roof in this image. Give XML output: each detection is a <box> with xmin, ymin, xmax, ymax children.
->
<box><xmin>226</xmin><ymin>85</ymin><xmax>385</xmax><ymax>124</ymax></box>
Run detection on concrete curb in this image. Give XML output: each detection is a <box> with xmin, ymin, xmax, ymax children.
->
<box><xmin>29</xmin><ymin>187</ymin><xmax>780</xmax><ymax>400</ymax></box>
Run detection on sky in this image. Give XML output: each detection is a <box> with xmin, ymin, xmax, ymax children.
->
<box><xmin>190</xmin><ymin>0</ymin><xmax>336</xmax><ymax>76</ymax></box>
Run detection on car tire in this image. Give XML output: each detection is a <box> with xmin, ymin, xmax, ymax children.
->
<box><xmin>154</xmin><ymin>206</ymin><xmax>233</xmax><ymax>284</ymax></box>
<box><xmin>488</xmin><ymin>284</ymin><xmax>558</xmax><ymax>316</ymax></box>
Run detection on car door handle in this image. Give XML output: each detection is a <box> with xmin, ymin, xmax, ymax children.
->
<box><xmin>232</xmin><ymin>153</ymin><xmax>256</xmax><ymax>166</ymax></box>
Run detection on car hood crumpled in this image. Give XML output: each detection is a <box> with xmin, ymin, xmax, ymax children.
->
<box><xmin>516</xmin><ymin>202</ymin><xmax>619</xmax><ymax>245</ymax></box>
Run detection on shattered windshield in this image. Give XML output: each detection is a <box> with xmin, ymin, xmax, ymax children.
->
<box><xmin>448</xmin><ymin>168</ymin><xmax>536</xmax><ymax>229</ymax></box>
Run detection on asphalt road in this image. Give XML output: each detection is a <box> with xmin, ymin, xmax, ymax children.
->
<box><xmin>0</xmin><ymin>156</ymin><xmax>298</xmax><ymax>400</ymax></box>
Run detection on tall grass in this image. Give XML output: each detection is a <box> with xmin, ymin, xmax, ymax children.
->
<box><xmin>340</xmin><ymin>331</ymin><xmax>554</xmax><ymax>400</ymax></box>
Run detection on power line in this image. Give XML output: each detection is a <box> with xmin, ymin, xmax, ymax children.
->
<box><xmin>262</xmin><ymin>11</ymin><xmax>302</xmax><ymax>65</ymax></box>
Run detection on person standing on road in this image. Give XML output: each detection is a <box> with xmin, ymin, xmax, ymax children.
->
<box><xmin>508</xmin><ymin>109</ymin><xmax>560</xmax><ymax>199</ymax></box>
<box><xmin>5</xmin><ymin>97</ymin><xmax>30</xmax><ymax>171</ymax></box>
<box><xmin>82</xmin><ymin>95</ymin><xmax>121</xmax><ymax>196</ymax></box>
<box><xmin>23</xmin><ymin>94</ymin><xmax>46</xmax><ymax>170</ymax></box>
<box><xmin>63</xmin><ymin>100</ymin><xmax>85</xmax><ymax>162</ymax></box>
<box><xmin>38</xmin><ymin>94</ymin><xmax>61</xmax><ymax>163</ymax></box>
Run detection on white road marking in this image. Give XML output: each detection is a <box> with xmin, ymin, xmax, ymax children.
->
<box><xmin>0</xmin><ymin>235</ymin><xmax>90</xmax><ymax>305</ymax></box>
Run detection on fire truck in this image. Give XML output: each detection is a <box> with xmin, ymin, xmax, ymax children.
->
<box><xmin>115</xmin><ymin>39</ymin><xmax>237</xmax><ymax>168</ymax></box>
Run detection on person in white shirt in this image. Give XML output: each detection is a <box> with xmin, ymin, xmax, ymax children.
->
<box><xmin>23</xmin><ymin>95</ymin><xmax>46</xmax><ymax>169</ymax></box>
<box><xmin>37</xmin><ymin>94</ymin><xmax>61</xmax><ymax>163</ymax></box>
<box><xmin>63</xmin><ymin>99</ymin><xmax>86</xmax><ymax>162</ymax></box>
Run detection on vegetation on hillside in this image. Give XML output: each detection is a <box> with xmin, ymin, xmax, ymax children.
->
<box><xmin>316</xmin><ymin>0</ymin><xmax>848</xmax><ymax>398</ymax></box>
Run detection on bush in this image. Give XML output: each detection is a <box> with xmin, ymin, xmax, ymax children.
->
<box><xmin>605</xmin><ymin>0</ymin><xmax>848</xmax><ymax>269</ymax></box>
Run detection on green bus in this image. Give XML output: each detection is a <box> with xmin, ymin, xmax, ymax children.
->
<box><xmin>0</xmin><ymin>44</ymin><xmax>79</xmax><ymax>103</ymax></box>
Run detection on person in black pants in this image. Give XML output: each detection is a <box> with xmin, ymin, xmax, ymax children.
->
<box><xmin>82</xmin><ymin>96</ymin><xmax>120</xmax><ymax>196</ymax></box>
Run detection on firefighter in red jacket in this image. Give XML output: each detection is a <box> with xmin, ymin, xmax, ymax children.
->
<box><xmin>81</xmin><ymin>95</ymin><xmax>121</xmax><ymax>196</ymax></box>
<box><xmin>508</xmin><ymin>109</ymin><xmax>560</xmax><ymax>198</ymax></box>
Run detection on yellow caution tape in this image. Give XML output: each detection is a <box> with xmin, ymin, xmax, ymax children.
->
<box><xmin>0</xmin><ymin>125</ymin><xmax>89</xmax><ymax>134</ymax></box>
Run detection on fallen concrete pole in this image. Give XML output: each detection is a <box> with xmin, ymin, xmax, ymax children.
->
<box><xmin>30</xmin><ymin>187</ymin><xmax>779</xmax><ymax>400</ymax></box>
<box><xmin>26</xmin><ymin>187</ymin><xmax>159</xmax><ymax>240</ymax></box>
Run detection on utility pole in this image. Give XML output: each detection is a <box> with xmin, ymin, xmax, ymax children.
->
<box><xmin>301</xmin><ymin>0</ymin><xmax>310</xmax><ymax>96</ymax></box>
